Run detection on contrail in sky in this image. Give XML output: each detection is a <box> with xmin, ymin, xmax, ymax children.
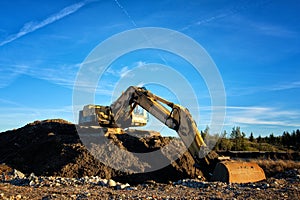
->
<box><xmin>113</xmin><ymin>0</ymin><xmax>137</xmax><ymax>27</ymax></box>
<box><xmin>0</xmin><ymin>0</ymin><xmax>94</xmax><ymax>46</ymax></box>
<box><xmin>113</xmin><ymin>0</ymin><xmax>171</xmax><ymax>65</ymax></box>
<box><xmin>180</xmin><ymin>0</ymin><xmax>272</xmax><ymax>32</ymax></box>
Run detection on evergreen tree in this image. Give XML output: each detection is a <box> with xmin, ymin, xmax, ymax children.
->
<box><xmin>230</xmin><ymin>126</ymin><xmax>243</xmax><ymax>151</ymax></box>
<box><xmin>201</xmin><ymin>125</ymin><xmax>209</xmax><ymax>140</ymax></box>
<box><xmin>269</xmin><ymin>133</ymin><xmax>275</xmax><ymax>144</ymax></box>
<box><xmin>282</xmin><ymin>131</ymin><xmax>291</xmax><ymax>147</ymax></box>
<box><xmin>257</xmin><ymin>135</ymin><xmax>262</xmax><ymax>151</ymax></box>
<box><xmin>249</xmin><ymin>132</ymin><xmax>254</xmax><ymax>142</ymax></box>
<box><xmin>257</xmin><ymin>135</ymin><xmax>262</xmax><ymax>143</ymax></box>
<box><xmin>291</xmin><ymin>130</ymin><xmax>296</xmax><ymax>147</ymax></box>
<box><xmin>296</xmin><ymin>129</ymin><xmax>300</xmax><ymax>149</ymax></box>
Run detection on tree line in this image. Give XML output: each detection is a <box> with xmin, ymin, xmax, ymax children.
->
<box><xmin>256</xmin><ymin>129</ymin><xmax>300</xmax><ymax>150</ymax></box>
<box><xmin>201</xmin><ymin>126</ymin><xmax>300</xmax><ymax>152</ymax></box>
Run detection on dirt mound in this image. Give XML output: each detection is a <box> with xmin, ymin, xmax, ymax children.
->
<box><xmin>0</xmin><ymin>163</ymin><xmax>13</xmax><ymax>175</ymax></box>
<box><xmin>0</xmin><ymin>119</ymin><xmax>203</xmax><ymax>183</ymax></box>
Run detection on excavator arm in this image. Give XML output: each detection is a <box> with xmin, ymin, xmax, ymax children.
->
<box><xmin>110</xmin><ymin>86</ymin><xmax>214</xmax><ymax>165</ymax></box>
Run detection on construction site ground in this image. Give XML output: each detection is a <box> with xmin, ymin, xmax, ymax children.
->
<box><xmin>0</xmin><ymin>119</ymin><xmax>299</xmax><ymax>199</ymax></box>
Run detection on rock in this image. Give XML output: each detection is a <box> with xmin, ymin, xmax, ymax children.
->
<box><xmin>28</xmin><ymin>173</ymin><xmax>37</xmax><ymax>181</ymax></box>
<box><xmin>120</xmin><ymin>183</ymin><xmax>130</xmax><ymax>189</ymax></box>
<box><xmin>126</xmin><ymin>186</ymin><xmax>137</xmax><ymax>190</ymax></box>
<box><xmin>13</xmin><ymin>169</ymin><xmax>25</xmax><ymax>179</ymax></box>
<box><xmin>116</xmin><ymin>183</ymin><xmax>131</xmax><ymax>190</ymax></box>
<box><xmin>173</xmin><ymin>179</ymin><xmax>211</xmax><ymax>189</ymax></box>
<box><xmin>108</xmin><ymin>179</ymin><xmax>117</xmax><ymax>187</ymax></box>
<box><xmin>102</xmin><ymin>179</ymin><xmax>108</xmax><ymax>185</ymax></box>
<box><xmin>144</xmin><ymin>180</ymin><xmax>156</xmax><ymax>185</ymax></box>
<box><xmin>29</xmin><ymin>180</ymin><xmax>35</xmax><ymax>186</ymax></box>
<box><xmin>99</xmin><ymin>179</ymin><xmax>108</xmax><ymax>186</ymax></box>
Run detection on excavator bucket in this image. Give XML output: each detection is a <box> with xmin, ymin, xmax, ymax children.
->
<box><xmin>211</xmin><ymin>161</ymin><xmax>266</xmax><ymax>183</ymax></box>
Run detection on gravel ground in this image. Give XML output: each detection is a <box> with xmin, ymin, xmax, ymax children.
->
<box><xmin>1</xmin><ymin>120</ymin><xmax>299</xmax><ymax>199</ymax></box>
<box><xmin>0</xmin><ymin>169</ymin><xmax>299</xmax><ymax>199</ymax></box>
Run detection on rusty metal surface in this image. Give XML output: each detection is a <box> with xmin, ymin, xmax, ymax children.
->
<box><xmin>212</xmin><ymin>161</ymin><xmax>266</xmax><ymax>183</ymax></box>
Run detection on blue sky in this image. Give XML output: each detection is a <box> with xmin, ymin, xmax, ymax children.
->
<box><xmin>0</xmin><ymin>0</ymin><xmax>299</xmax><ymax>137</ymax></box>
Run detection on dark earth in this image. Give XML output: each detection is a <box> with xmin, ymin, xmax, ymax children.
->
<box><xmin>0</xmin><ymin>119</ymin><xmax>202</xmax><ymax>184</ymax></box>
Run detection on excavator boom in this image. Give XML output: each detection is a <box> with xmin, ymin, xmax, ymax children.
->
<box><xmin>79</xmin><ymin>86</ymin><xmax>266</xmax><ymax>183</ymax></box>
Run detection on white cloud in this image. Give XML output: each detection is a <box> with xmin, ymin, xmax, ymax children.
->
<box><xmin>106</xmin><ymin>65</ymin><xmax>130</xmax><ymax>78</ymax></box>
<box><xmin>0</xmin><ymin>60</ymin><xmax>107</xmax><ymax>95</ymax></box>
<box><xmin>26</xmin><ymin>64</ymin><xmax>78</xmax><ymax>87</ymax></box>
<box><xmin>0</xmin><ymin>64</ymin><xmax>28</xmax><ymax>87</ymax></box>
<box><xmin>135</xmin><ymin>61</ymin><xmax>146</xmax><ymax>68</ymax></box>
<box><xmin>194</xmin><ymin>105</ymin><xmax>300</xmax><ymax>131</ymax></box>
<box><xmin>227</xmin><ymin>106</ymin><xmax>271</xmax><ymax>113</ymax></box>
<box><xmin>0</xmin><ymin>104</ymin><xmax>74</xmax><ymax>132</ymax></box>
<box><xmin>0</xmin><ymin>98</ymin><xmax>24</xmax><ymax>107</ymax></box>
<box><xmin>227</xmin><ymin>80</ymin><xmax>300</xmax><ymax>97</ymax></box>
<box><xmin>0</xmin><ymin>0</ymin><xmax>95</xmax><ymax>46</ymax></box>
<box><xmin>120</xmin><ymin>66</ymin><xmax>130</xmax><ymax>77</ymax></box>
<box><xmin>106</xmin><ymin>61</ymin><xmax>148</xmax><ymax>78</ymax></box>
<box><xmin>271</xmin><ymin>81</ymin><xmax>300</xmax><ymax>91</ymax></box>
<box><xmin>230</xmin><ymin>117</ymin><xmax>284</xmax><ymax>126</ymax></box>
<box><xmin>136</xmin><ymin>82</ymin><xmax>145</xmax><ymax>87</ymax></box>
<box><xmin>225</xmin><ymin>106</ymin><xmax>300</xmax><ymax>127</ymax></box>
<box><xmin>251</xmin><ymin>22</ymin><xmax>297</xmax><ymax>38</ymax></box>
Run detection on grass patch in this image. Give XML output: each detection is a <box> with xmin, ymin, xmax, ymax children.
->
<box><xmin>251</xmin><ymin>159</ymin><xmax>300</xmax><ymax>177</ymax></box>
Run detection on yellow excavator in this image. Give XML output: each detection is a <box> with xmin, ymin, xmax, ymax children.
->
<box><xmin>78</xmin><ymin>86</ymin><xmax>266</xmax><ymax>183</ymax></box>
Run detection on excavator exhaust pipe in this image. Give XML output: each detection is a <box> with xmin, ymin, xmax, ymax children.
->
<box><xmin>211</xmin><ymin>161</ymin><xmax>266</xmax><ymax>183</ymax></box>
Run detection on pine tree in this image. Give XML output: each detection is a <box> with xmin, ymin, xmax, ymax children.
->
<box><xmin>269</xmin><ymin>133</ymin><xmax>275</xmax><ymax>144</ymax></box>
<box><xmin>230</xmin><ymin>126</ymin><xmax>243</xmax><ymax>151</ymax></box>
<box><xmin>201</xmin><ymin>125</ymin><xmax>209</xmax><ymax>140</ymax></box>
<box><xmin>249</xmin><ymin>132</ymin><xmax>254</xmax><ymax>142</ymax></box>
<box><xmin>257</xmin><ymin>135</ymin><xmax>262</xmax><ymax>151</ymax></box>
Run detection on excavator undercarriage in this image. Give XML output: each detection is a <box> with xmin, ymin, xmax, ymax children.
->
<box><xmin>78</xmin><ymin>86</ymin><xmax>266</xmax><ymax>183</ymax></box>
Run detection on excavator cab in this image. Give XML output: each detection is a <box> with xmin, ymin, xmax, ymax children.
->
<box><xmin>79</xmin><ymin>104</ymin><xmax>148</xmax><ymax>128</ymax></box>
<box><xmin>79</xmin><ymin>104</ymin><xmax>113</xmax><ymax>126</ymax></box>
<box><xmin>131</xmin><ymin>106</ymin><xmax>148</xmax><ymax>126</ymax></box>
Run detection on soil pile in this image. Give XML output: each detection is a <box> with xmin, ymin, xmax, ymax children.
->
<box><xmin>0</xmin><ymin>119</ymin><xmax>202</xmax><ymax>183</ymax></box>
